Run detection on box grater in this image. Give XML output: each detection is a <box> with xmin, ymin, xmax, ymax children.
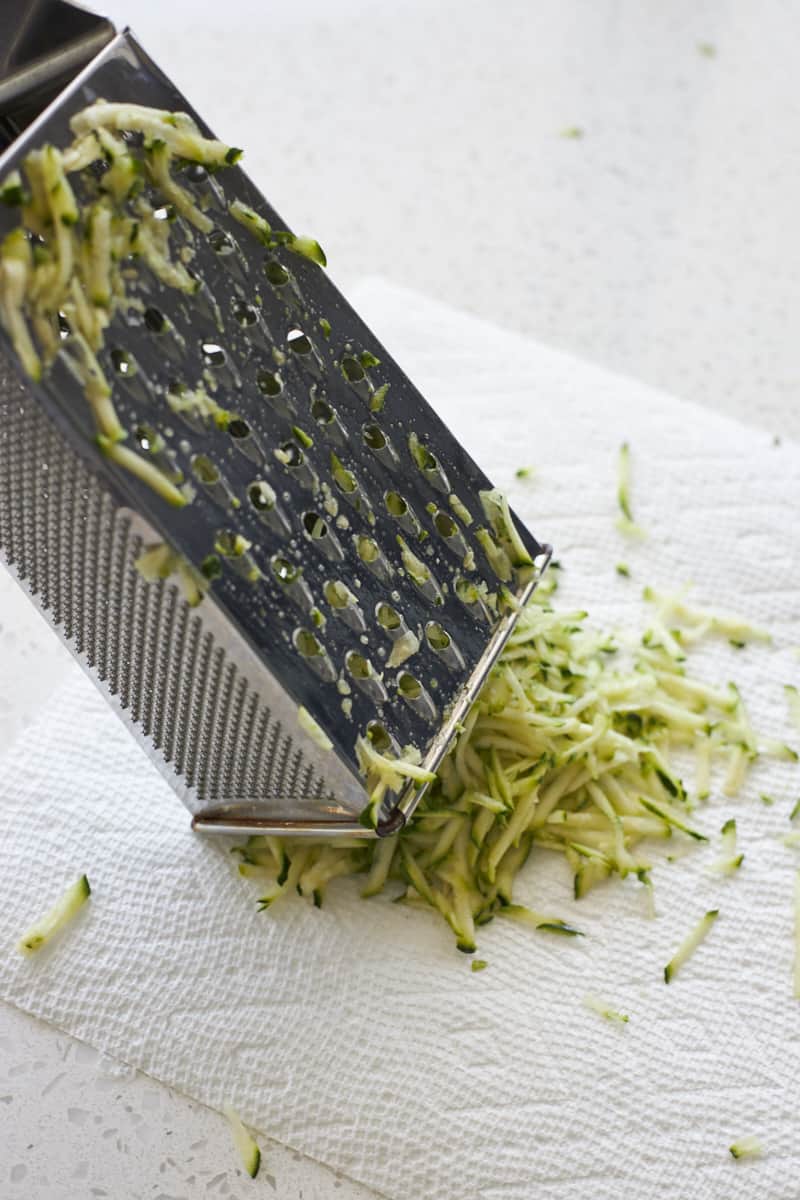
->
<box><xmin>0</xmin><ymin>0</ymin><xmax>551</xmax><ymax>837</ymax></box>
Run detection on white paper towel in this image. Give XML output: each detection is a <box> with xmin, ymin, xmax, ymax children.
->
<box><xmin>3</xmin><ymin>281</ymin><xmax>800</xmax><ymax>1200</ymax></box>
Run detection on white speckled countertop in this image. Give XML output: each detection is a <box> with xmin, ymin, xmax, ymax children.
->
<box><xmin>3</xmin><ymin>0</ymin><xmax>799</xmax><ymax>1195</ymax></box>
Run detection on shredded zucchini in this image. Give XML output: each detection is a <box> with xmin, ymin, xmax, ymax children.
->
<box><xmin>709</xmin><ymin>819</ymin><xmax>743</xmax><ymax>875</ymax></box>
<box><xmin>664</xmin><ymin>909</ymin><xmax>719</xmax><ymax>983</ymax></box>
<box><xmin>616</xmin><ymin>442</ymin><xmax>646</xmax><ymax>538</ymax></box>
<box><xmin>223</xmin><ymin>1105</ymin><xmax>261</xmax><ymax>1178</ymax></box>
<box><xmin>17</xmin><ymin>875</ymin><xmax>91</xmax><ymax>955</ymax></box>
<box><xmin>232</xmin><ymin>574</ymin><xmax>782</xmax><ymax>951</ymax></box>
<box><xmin>298</xmin><ymin>706</ymin><xmax>333</xmax><ymax>752</ymax></box>
<box><xmin>729</xmin><ymin>1136</ymin><xmax>763</xmax><ymax>1160</ymax></box>
<box><xmin>583</xmin><ymin>994</ymin><xmax>629</xmax><ymax>1024</ymax></box>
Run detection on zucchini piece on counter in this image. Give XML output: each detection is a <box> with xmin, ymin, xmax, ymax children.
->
<box><xmin>223</xmin><ymin>1105</ymin><xmax>261</xmax><ymax>1178</ymax></box>
<box><xmin>17</xmin><ymin>874</ymin><xmax>91</xmax><ymax>955</ymax></box>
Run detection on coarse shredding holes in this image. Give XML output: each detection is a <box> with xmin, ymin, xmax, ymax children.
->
<box><xmin>135</xmin><ymin>424</ymin><xmax>159</xmax><ymax>452</ymax></box>
<box><xmin>215</xmin><ymin>530</ymin><xmax>244</xmax><ymax>557</ymax></box>
<box><xmin>325</xmin><ymin>580</ymin><xmax>354</xmax><ymax>609</ymax></box>
<box><xmin>346</xmin><ymin>651</ymin><xmax>372</xmax><ymax>679</ymax></box>
<box><xmin>257</xmin><ymin>369</ymin><xmax>283</xmax><ymax>397</ymax></box>
<box><xmin>294</xmin><ymin>628</ymin><xmax>325</xmax><ymax>658</ymax></box>
<box><xmin>385</xmin><ymin>491</ymin><xmax>407</xmax><ymax>518</ymax></box>
<box><xmin>311</xmin><ymin>397</ymin><xmax>335</xmax><ymax>425</ymax></box>
<box><xmin>397</xmin><ymin>672</ymin><xmax>437</xmax><ymax>721</ymax></box>
<box><xmin>363</xmin><ymin>424</ymin><xmax>387</xmax><ymax>451</ymax></box>
<box><xmin>426</xmin><ymin>622</ymin><xmax>451</xmax><ymax>651</ymax></box>
<box><xmin>233</xmin><ymin>300</ymin><xmax>258</xmax><ymax>327</ymax></box>
<box><xmin>248</xmin><ymin>480</ymin><xmax>276</xmax><ymax>511</ymax></box>
<box><xmin>356</xmin><ymin>536</ymin><xmax>380</xmax><ymax>564</ymax></box>
<box><xmin>110</xmin><ymin>348</ymin><xmax>136</xmax><ymax>376</ymax></box>
<box><xmin>201</xmin><ymin>341</ymin><xmax>226</xmax><ymax>367</ymax></box>
<box><xmin>376</xmin><ymin>602</ymin><xmax>401</xmax><ymax>631</ymax></box>
<box><xmin>397</xmin><ymin>672</ymin><xmax>421</xmax><ymax>699</ymax></box>
<box><xmin>265</xmin><ymin>260</ymin><xmax>289</xmax><ymax>286</ymax></box>
<box><xmin>434</xmin><ymin>510</ymin><xmax>458</xmax><ymax>539</ymax></box>
<box><xmin>366</xmin><ymin>721</ymin><xmax>393</xmax><ymax>753</ymax></box>
<box><xmin>287</xmin><ymin>328</ymin><xmax>312</xmax><ymax>355</ymax></box>
<box><xmin>191</xmin><ymin>454</ymin><xmax>220</xmax><ymax>484</ymax></box>
<box><xmin>303</xmin><ymin>511</ymin><xmax>328</xmax><ymax>539</ymax></box>
<box><xmin>272</xmin><ymin>555</ymin><xmax>300</xmax><ymax>584</ymax></box>
<box><xmin>144</xmin><ymin>306</ymin><xmax>167</xmax><ymax>333</ymax></box>
<box><xmin>425</xmin><ymin>620</ymin><xmax>464</xmax><ymax>669</ymax></box>
<box><xmin>331</xmin><ymin>455</ymin><xmax>357</xmax><ymax>493</ymax></box>
<box><xmin>341</xmin><ymin>356</ymin><xmax>365</xmax><ymax>382</ymax></box>
<box><xmin>209</xmin><ymin>229</ymin><xmax>236</xmax><ymax>255</ymax></box>
<box><xmin>228</xmin><ymin>418</ymin><xmax>251</xmax><ymax>440</ymax></box>
<box><xmin>276</xmin><ymin>441</ymin><xmax>303</xmax><ymax>468</ymax></box>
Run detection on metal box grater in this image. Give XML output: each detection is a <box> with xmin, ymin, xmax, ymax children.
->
<box><xmin>0</xmin><ymin>1</ymin><xmax>551</xmax><ymax>837</ymax></box>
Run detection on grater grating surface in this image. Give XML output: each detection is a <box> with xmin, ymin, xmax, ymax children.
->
<box><xmin>0</xmin><ymin>15</ymin><xmax>550</xmax><ymax>835</ymax></box>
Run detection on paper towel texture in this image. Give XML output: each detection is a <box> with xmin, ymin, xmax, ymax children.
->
<box><xmin>3</xmin><ymin>282</ymin><xmax>800</xmax><ymax>1200</ymax></box>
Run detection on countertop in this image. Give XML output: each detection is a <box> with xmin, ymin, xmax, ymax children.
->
<box><xmin>3</xmin><ymin>0</ymin><xmax>798</xmax><ymax>1195</ymax></box>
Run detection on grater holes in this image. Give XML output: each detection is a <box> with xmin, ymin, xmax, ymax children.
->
<box><xmin>346</xmin><ymin>650</ymin><xmax>387</xmax><ymax>702</ymax></box>
<box><xmin>192</xmin><ymin>453</ymin><xmax>220</xmax><ymax>484</ymax></box>
<box><xmin>362</xmin><ymin>422</ymin><xmax>398</xmax><ymax>468</ymax></box>
<box><xmin>454</xmin><ymin>575</ymin><xmax>492</xmax><ymax>621</ymax></box>
<box><xmin>144</xmin><ymin>305</ymin><xmax>168</xmax><ymax>334</ymax></box>
<box><xmin>365</xmin><ymin>720</ymin><xmax>397</xmax><ymax>754</ymax></box>
<box><xmin>409</xmin><ymin>433</ymin><xmax>451</xmax><ymax>494</ymax></box>
<box><xmin>215</xmin><ymin>529</ymin><xmax>261</xmax><ymax>582</ymax></box>
<box><xmin>375</xmin><ymin>600</ymin><xmax>408</xmax><ymax>640</ymax></box>
<box><xmin>232</xmin><ymin>299</ymin><xmax>259</xmax><ymax>328</ymax></box>
<box><xmin>355</xmin><ymin>534</ymin><xmax>392</xmax><ymax>582</ymax></box>
<box><xmin>323</xmin><ymin>579</ymin><xmax>366</xmax><ymax>630</ymax></box>
<box><xmin>256</xmin><ymin>368</ymin><xmax>283</xmax><ymax>397</ymax></box>
<box><xmin>208</xmin><ymin>228</ymin><xmax>237</xmax><ymax>257</ymax></box>
<box><xmin>265</xmin><ymin>259</ymin><xmax>289</xmax><ymax>287</ymax></box>
<box><xmin>200</xmin><ymin>340</ymin><xmax>226</xmax><ymax>368</ymax></box>
<box><xmin>384</xmin><ymin>490</ymin><xmax>421</xmax><ymax>536</ymax></box>
<box><xmin>110</xmin><ymin>347</ymin><xmax>137</xmax><ymax>377</ymax></box>
<box><xmin>272</xmin><ymin>553</ymin><xmax>314</xmax><ymax>610</ymax></box>
<box><xmin>341</xmin><ymin>356</ymin><xmax>365</xmax><ymax>383</ymax></box>
<box><xmin>431</xmin><ymin>506</ymin><xmax>469</xmax><ymax>559</ymax></box>
<box><xmin>275</xmin><ymin>440</ymin><xmax>318</xmax><ymax>490</ymax></box>
<box><xmin>301</xmin><ymin>510</ymin><xmax>343</xmax><ymax>561</ymax></box>
<box><xmin>309</xmin><ymin>392</ymin><xmax>345</xmax><ymax>444</ymax></box>
<box><xmin>425</xmin><ymin>620</ymin><xmax>465</xmax><ymax>669</ymax></box>
<box><xmin>293</xmin><ymin>627</ymin><xmax>336</xmax><ymax>681</ymax></box>
<box><xmin>397</xmin><ymin>671</ymin><xmax>437</xmax><ymax>721</ymax></box>
<box><xmin>228</xmin><ymin>417</ymin><xmax>264</xmax><ymax>464</ymax></box>
<box><xmin>287</xmin><ymin>327</ymin><xmax>312</xmax><ymax>356</ymax></box>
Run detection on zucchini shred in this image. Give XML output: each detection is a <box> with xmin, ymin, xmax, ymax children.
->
<box><xmin>234</xmin><ymin>574</ymin><xmax>785</xmax><ymax>955</ymax></box>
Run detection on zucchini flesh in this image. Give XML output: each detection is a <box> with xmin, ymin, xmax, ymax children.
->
<box><xmin>17</xmin><ymin>875</ymin><xmax>91</xmax><ymax>955</ymax></box>
<box><xmin>223</xmin><ymin>1105</ymin><xmax>261</xmax><ymax>1179</ymax></box>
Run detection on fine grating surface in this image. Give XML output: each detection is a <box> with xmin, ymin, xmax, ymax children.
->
<box><xmin>0</xmin><ymin>346</ymin><xmax>331</xmax><ymax>810</ymax></box>
<box><xmin>0</xmin><ymin>30</ymin><xmax>548</xmax><ymax>823</ymax></box>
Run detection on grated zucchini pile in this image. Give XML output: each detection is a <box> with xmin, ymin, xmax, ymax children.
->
<box><xmin>234</xmin><ymin>571</ymin><xmax>786</xmax><ymax>952</ymax></box>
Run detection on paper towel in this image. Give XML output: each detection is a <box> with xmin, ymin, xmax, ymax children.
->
<box><xmin>3</xmin><ymin>280</ymin><xmax>800</xmax><ymax>1200</ymax></box>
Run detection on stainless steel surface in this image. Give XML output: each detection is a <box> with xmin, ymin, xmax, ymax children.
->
<box><xmin>0</xmin><ymin>11</ymin><xmax>550</xmax><ymax>834</ymax></box>
<box><xmin>0</xmin><ymin>1</ymin><xmax>115</xmax><ymax>149</ymax></box>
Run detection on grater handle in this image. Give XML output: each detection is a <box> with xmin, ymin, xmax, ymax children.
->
<box><xmin>0</xmin><ymin>0</ymin><xmax>114</xmax><ymax>150</ymax></box>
